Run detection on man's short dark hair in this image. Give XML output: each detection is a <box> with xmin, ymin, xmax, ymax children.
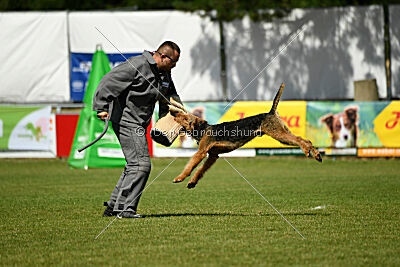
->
<box><xmin>157</xmin><ymin>41</ymin><xmax>180</xmax><ymax>54</ymax></box>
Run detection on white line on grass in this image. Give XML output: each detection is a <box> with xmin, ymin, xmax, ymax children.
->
<box><xmin>95</xmin><ymin>158</ymin><xmax>177</xmax><ymax>240</ymax></box>
<box><xmin>223</xmin><ymin>157</ymin><xmax>306</xmax><ymax>239</ymax></box>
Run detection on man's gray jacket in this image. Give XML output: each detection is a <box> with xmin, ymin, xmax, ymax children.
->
<box><xmin>93</xmin><ymin>50</ymin><xmax>181</xmax><ymax>128</ymax></box>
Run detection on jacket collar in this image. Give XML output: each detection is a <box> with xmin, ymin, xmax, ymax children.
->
<box><xmin>143</xmin><ymin>50</ymin><xmax>157</xmax><ymax>65</ymax></box>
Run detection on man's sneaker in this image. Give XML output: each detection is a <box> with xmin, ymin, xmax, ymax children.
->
<box><xmin>117</xmin><ymin>211</ymin><xmax>146</xmax><ymax>219</ymax></box>
<box><xmin>102</xmin><ymin>205</ymin><xmax>118</xmax><ymax>217</ymax></box>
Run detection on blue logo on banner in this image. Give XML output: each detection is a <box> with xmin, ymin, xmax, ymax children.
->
<box><xmin>70</xmin><ymin>52</ymin><xmax>141</xmax><ymax>102</ymax></box>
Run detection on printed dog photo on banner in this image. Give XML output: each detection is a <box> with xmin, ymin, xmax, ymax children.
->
<box><xmin>320</xmin><ymin>106</ymin><xmax>359</xmax><ymax>148</ymax></box>
<box><xmin>305</xmin><ymin>101</ymin><xmax>391</xmax><ymax>148</ymax></box>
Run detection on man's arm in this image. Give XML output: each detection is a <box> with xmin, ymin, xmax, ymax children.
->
<box><xmin>93</xmin><ymin>61</ymin><xmax>136</xmax><ymax>114</ymax></box>
<box><xmin>158</xmin><ymin>77</ymin><xmax>182</xmax><ymax>119</ymax></box>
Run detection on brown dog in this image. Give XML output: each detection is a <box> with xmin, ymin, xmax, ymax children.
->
<box><xmin>170</xmin><ymin>84</ymin><xmax>322</xmax><ymax>189</ymax></box>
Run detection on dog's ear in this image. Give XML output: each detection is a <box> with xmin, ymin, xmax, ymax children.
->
<box><xmin>192</xmin><ymin>117</ymin><xmax>201</xmax><ymax>127</ymax></box>
<box><xmin>176</xmin><ymin>113</ymin><xmax>190</xmax><ymax>122</ymax></box>
<box><xmin>344</xmin><ymin>106</ymin><xmax>359</xmax><ymax>124</ymax></box>
<box><xmin>174</xmin><ymin>113</ymin><xmax>191</xmax><ymax>129</ymax></box>
<box><xmin>320</xmin><ymin>114</ymin><xmax>334</xmax><ymax>133</ymax></box>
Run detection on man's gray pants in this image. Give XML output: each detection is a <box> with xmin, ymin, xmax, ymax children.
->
<box><xmin>107</xmin><ymin>123</ymin><xmax>151</xmax><ymax>213</ymax></box>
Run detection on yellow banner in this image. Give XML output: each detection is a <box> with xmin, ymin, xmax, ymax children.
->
<box><xmin>218</xmin><ymin>101</ymin><xmax>307</xmax><ymax>148</ymax></box>
<box><xmin>373</xmin><ymin>101</ymin><xmax>400</xmax><ymax>147</ymax></box>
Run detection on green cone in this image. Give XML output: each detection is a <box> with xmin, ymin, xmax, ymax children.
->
<box><xmin>68</xmin><ymin>47</ymin><xmax>126</xmax><ymax>169</ymax></box>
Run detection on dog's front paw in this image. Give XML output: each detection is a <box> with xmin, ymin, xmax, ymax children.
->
<box><xmin>187</xmin><ymin>182</ymin><xmax>196</xmax><ymax>189</ymax></box>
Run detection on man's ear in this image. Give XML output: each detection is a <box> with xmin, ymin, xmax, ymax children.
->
<box><xmin>321</xmin><ymin>114</ymin><xmax>334</xmax><ymax>133</ymax></box>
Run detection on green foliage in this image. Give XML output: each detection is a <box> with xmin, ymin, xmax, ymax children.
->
<box><xmin>0</xmin><ymin>157</ymin><xmax>399</xmax><ymax>265</ymax></box>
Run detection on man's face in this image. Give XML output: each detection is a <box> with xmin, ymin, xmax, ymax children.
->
<box><xmin>158</xmin><ymin>48</ymin><xmax>180</xmax><ymax>71</ymax></box>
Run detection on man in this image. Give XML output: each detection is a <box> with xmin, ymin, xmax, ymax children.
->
<box><xmin>93</xmin><ymin>41</ymin><xmax>182</xmax><ymax>218</ymax></box>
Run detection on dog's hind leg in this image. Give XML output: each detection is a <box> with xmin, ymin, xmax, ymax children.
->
<box><xmin>271</xmin><ymin>131</ymin><xmax>322</xmax><ymax>162</ymax></box>
<box><xmin>187</xmin><ymin>155</ymin><xmax>219</xmax><ymax>189</ymax></box>
<box><xmin>262</xmin><ymin>115</ymin><xmax>322</xmax><ymax>162</ymax></box>
<box><xmin>173</xmin><ymin>151</ymin><xmax>208</xmax><ymax>183</ymax></box>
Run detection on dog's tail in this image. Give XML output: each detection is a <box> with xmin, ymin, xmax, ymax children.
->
<box><xmin>269</xmin><ymin>83</ymin><xmax>285</xmax><ymax>114</ymax></box>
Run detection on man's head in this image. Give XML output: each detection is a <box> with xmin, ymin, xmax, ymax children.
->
<box><xmin>153</xmin><ymin>41</ymin><xmax>180</xmax><ymax>71</ymax></box>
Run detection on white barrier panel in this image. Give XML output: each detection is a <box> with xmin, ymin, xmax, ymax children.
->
<box><xmin>390</xmin><ymin>5</ymin><xmax>400</xmax><ymax>98</ymax></box>
<box><xmin>225</xmin><ymin>6</ymin><xmax>387</xmax><ymax>101</ymax></box>
<box><xmin>0</xmin><ymin>8</ymin><xmax>395</xmax><ymax>103</ymax></box>
<box><xmin>69</xmin><ymin>11</ymin><xmax>222</xmax><ymax>101</ymax></box>
<box><xmin>0</xmin><ymin>12</ymin><xmax>69</xmax><ymax>102</ymax></box>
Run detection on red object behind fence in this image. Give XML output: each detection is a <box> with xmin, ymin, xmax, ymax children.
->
<box><xmin>55</xmin><ymin>114</ymin><xmax>80</xmax><ymax>158</ymax></box>
<box><xmin>55</xmin><ymin>114</ymin><xmax>153</xmax><ymax>158</ymax></box>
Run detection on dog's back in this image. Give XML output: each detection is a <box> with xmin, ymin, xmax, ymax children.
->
<box><xmin>205</xmin><ymin>84</ymin><xmax>285</xmax><ymax>143</ymax></box>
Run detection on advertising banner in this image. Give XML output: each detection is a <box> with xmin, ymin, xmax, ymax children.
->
<box><xmin>306</xmin><ymin>101</ymin><xmax>400</xmax><ymax>148</ymax></box>
<box><xmin>70</xmin><ymin>52</ymin><xmax>140</xmax><ymax>102</ymax></box>
<box><xmin>0</xmin><ymin>106</ymin><xmax>52</xmax><ymax>151</ymax></box>
<box><xmin>219</xmin><ymin>101</ymin><xmax>307</xmax><ymax>148</ymax></box>
<box><xmin>153</xmin><ymin>100</ymin><xmax>400</xmax><ymax>158</ymax></box>
<box><xmin>358</xmin><ymin>148</ymin><xmax>400</xmax><ymax>157</ymax></box>
<box><xmin>372</xmin><ymin>101</ymin><xmax>400</xmax><ymax>147</ymax></box>
<box><xmin>152</xmin><ymin>101</ymin><xmax>307</xmax><ymax>153</ymax></box>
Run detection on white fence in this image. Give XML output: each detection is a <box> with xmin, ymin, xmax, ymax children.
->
<box><xmin>0</xmin><ymin>6</ymin><xmax>399</xmax><ymax>103</ymax></box>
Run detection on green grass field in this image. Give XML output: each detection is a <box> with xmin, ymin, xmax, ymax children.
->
<box><xmin>0</xmin><ymin>157</ymin><xmax>399</xmax><ymax>266</ymax></box>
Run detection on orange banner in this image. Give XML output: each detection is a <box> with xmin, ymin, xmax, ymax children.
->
<box><xmin>358</xmin><ymin>148</ymin><xmax>400</xmax><ymax>157</ymax></box>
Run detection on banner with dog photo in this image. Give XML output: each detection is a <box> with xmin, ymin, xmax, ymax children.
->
<box><xmin>153</xmin><ymin>100</ymin><xmax>400</xmax><ymax>157</ymax></box>
<box><xmin>306</xmin><ymin>101</ymin><xmax>400</xmax><ymax>148</ymax></box>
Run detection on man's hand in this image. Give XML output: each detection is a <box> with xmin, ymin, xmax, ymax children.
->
<box><xmin>97</xmin><ymin>111</ymin><xmax>109</xmax><ymax>121</ymax></box>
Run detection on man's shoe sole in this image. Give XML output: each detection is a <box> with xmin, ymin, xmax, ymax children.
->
<box><xmin>117</xmin><ymin>213</ymin><xmax>146</xmax><ymax>219</ymax></box>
